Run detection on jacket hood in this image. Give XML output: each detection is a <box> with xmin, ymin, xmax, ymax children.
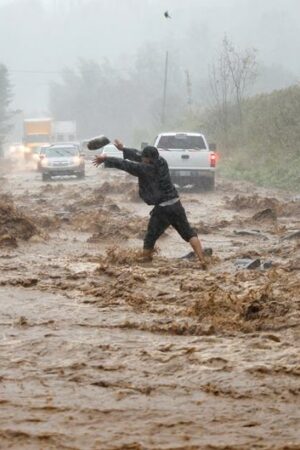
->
<box><xmin>142</xmin><ymin>146</ymin><xmax>159</xmax><ymax>161</ymax></box>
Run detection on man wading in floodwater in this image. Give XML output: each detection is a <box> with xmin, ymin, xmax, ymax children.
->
<box><xmin>92</xmin><ymin>139</ymin><xmax>206</xmax><ymax>268</ymax></box>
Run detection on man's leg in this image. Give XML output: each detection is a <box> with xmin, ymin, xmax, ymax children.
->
<box><xmin>168</xmin><ymin>202</ymin><xmax>206</xmax><ymax>265</ymax></box>
<box><xmin>189</xmin><ymin>236</ymin><xmax>205</xmax><ymax>264</ymax></box>
<box><xmin>143</xmin><ymin>206</ymin><xmax>169</xmax><ymax>260</ymax></box>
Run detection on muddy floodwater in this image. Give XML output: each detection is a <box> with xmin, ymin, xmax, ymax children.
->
<box><xmin>0</xmin><ymin>162</ymin><xmax>299</xmax><ymax>450</ymax></box>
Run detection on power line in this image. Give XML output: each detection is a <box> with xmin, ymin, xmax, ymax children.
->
<box><xmin>9</xmin><ymin>69</ymin><xmax>70</xmax><ymax>74</ymax></box>
<box><xmin>8</xmin><ymin>68</ymin><xmax>109</xmax><ymax>75</ymax></box>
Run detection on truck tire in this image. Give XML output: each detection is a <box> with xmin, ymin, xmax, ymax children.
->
<box><xmin>206</xmin><ymin>176</ymin><xmax>215</xmax><ymax>191</ymax></box>
<box><xmin>191</xmin><ymin>177</ymin><xmax>205</xmax><ymax>192</ymax></box>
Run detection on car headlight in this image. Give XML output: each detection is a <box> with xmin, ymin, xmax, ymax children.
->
<box><xmin>73</xmin><ymin>156</ymin><xmax>81</xmax><ymax>165</ymax></box>
<box><xmin>41</xmin><ymin>158</ymin><xmax>48</xmax><ymax>167</ymax></box>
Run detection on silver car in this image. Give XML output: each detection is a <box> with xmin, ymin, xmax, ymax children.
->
<box><xmin>40</xmin><ymin>144</ymin><xmax>85</xmax><ymax>181</ymax></box>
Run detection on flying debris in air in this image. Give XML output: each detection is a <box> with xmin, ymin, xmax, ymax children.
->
<box><xmin>164</xmin><ymin>11</ymin><xmax>171</xmax><ymax>19</ymax></box>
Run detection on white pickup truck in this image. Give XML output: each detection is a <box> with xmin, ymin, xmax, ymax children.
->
<box><xmin>101</xmin><ymin>131</ymin><xmax>217</xmax><ymax>189</ymax></box>
<box><xmin>152</xmin><ymin>132</ymin><xmax>216</xmax><ymax>190</ymax></box>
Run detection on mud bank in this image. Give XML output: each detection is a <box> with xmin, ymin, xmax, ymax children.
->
<box><xmin>0</xmin><ymin>198</ymin><xmax>38</xmax><ymax>248</ymax></box>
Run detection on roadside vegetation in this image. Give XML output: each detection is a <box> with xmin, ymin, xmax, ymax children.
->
<box><xmin>179</xmin><ymin>85</ymin><xmax>300</xmax><ymax>192</ymax></box>
<box><xmin>177</xmin><ymin>38</ymin><xmax>300</xmax><ymax>192</ymax></box>
<box><xmin>217</xmin><ymin>86</ymin><xmax>300</xmax><ymax>191</ymax></box>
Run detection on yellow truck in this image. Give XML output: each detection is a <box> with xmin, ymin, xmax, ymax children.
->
<box><xmin>23</xmin><ymin>118</ymin><xmax>52</xmax><ymax>160</ymax></box>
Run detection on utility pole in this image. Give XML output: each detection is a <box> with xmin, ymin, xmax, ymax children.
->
<box><xmin>185</xmin><ymin>70</ymin><xmax>193</xmax><ymax>111</ymax></box>
<box><xmin>161</xmin><ymin>51</ymin><xmax>169</xmax><ymax>126</ymax></box>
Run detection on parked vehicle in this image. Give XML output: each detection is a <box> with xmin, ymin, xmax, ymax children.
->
<box><xmin>40</xmin><ymin>144</ymin><xmax>85</xmax><ymax>181</ymax></box>
<box><xmin>152</xmin><ymin>132</ymin><xmax>217</xmax><ymax>190</ymax></box>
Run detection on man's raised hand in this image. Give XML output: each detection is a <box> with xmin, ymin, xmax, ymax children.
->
<box><xmin>92</xmin><ymin>154</ymin><xmax>106</xmax><ymax>167</ymax></box>
<box><xmin>114</xmin><ymin>139</ymin><xmax>124</xmax><ymax>151</ymax></box>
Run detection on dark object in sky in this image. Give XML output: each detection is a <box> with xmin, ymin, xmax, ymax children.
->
<box><xmin>87</xmin><ymin>136</ymin><xmax>110</xmax><ymax>150</ymax></box>
<box><xmin>164</xmin><ymin>11</ymin><xmax>171</xmax><ymax>19</ymax></box>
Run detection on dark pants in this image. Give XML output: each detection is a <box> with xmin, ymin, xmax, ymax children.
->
<box><xmin>144</xmin><ymin>200</ymin><xmax>197</xmax><ymax>250</ymax></box>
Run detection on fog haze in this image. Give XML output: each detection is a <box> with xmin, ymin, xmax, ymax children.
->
<box><xmin>0</xmin><ymin>0</ymin><xmax>299</xmax><ymax>120</ymax></box>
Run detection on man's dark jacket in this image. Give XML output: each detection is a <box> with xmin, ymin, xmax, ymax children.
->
<box><xmin>104</xmin><ymin>148</ymin><xmax>178</xmax><ymax>205</ymax></box>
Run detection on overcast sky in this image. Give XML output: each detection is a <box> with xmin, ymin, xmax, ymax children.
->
<box><xmin>1</xmin><ymin>0</ymin><xmax>299</xmax><ymax>115</ymax></box>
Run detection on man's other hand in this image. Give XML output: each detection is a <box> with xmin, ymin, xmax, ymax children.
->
<box><xmin>93</xmin><ymin>154</ymin><xmax>106</xmax><ymax>167</ymax></box>
<box><xmin>114</xmin><ymin>139</ymin><xmax>124</xmax><ymax>151</ymax></box>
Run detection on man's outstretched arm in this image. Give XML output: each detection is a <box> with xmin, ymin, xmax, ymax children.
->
<box><xmin>93</xmin><ymin>154</ymin><xmax>152</xmax><ymax>178</ymax></box>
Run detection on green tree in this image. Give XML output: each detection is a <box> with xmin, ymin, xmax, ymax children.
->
<box><xmin>0</xmin><ymin>64</ymin><xmax>13</xmax><ymax>157</ymax></box>
<box><xmin>209</xmin><ymin>36</ymin><xmax>258</xmax><ymax>149</ymax></box>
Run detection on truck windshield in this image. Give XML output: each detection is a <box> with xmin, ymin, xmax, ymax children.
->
<box><xmin>45</xmin><ymin>147</ymin><xmax>78</xmax><ymax>157</ymax></box>
<box><xmin>157</xmin><ymin>135</ymin><xmax>206</xmax><ymax>150</ymax></box>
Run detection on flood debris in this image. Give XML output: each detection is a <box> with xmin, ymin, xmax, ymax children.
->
<box><xmin>234</xmin><ymin>258</ymin><xmax>261</xmax><ymax>269</ymax></box>
<box><xmin>226</xmin><ymin>193</ymin><xmax>300</xmax><ymax>217</ymax></box>
<box><xmin>226</xmin><ymin>194</ymin><xmax>281</xmax><ymax>211</ymax></box>
<box><xmin>0</xmin><ymin>200</ymin><xmax>38</xmax><ymax>244</ymax></box>
<box><xmin>72</xmin><ymin>209</ymin><xmax>147</xmax><ymax>241</ymax></box>
<box><xmin>261</xmin><ymin>260</ymin><xmax>273</xmax><ymax>270</ymax></box>
<box><xmin>234</xmin><ymin>258</ymin><xmax>274</xmax><ymax>270</ymax></box>
<box><xmin>15</xmin><ymin>315</ymin><xmax>29</xmax><ymax>326</ymax></box>
<box><xmin>234</xmin><ymin>229</ymin><xmax>269</xmax><ymax>239</ymax></box>
<box><xmin>282</xmin><ymin>230</ymin><xmax>300</xmax><ymax>241</ymax></box>
<box><xmin>252</xmin><ymin>208</ymin><xmax>277</xmax><ymax>222</ymax></box>
<box><xmin>0</xmin><ymin>234</ymin><xmax>18</xmax><ymax>248</ymax></box>
<box><xmin>181</xmin><ymin>247</ymin><xmax>213</xmax><ymax>259</ymax></box>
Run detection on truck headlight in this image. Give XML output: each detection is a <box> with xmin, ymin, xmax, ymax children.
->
<box><xmin>41</xmin><ymin>158</ymin><xmax>48</xmax><ymax>167</ymax></box>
